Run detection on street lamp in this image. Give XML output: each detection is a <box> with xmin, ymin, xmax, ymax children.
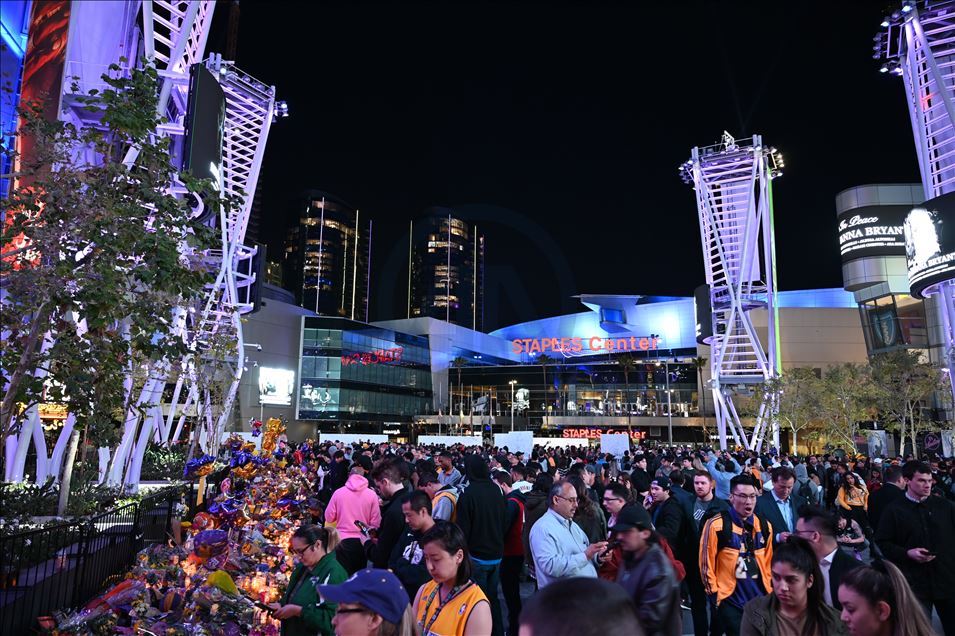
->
<box><xmin>509</xmin><ymin>380</ymin><xmax>518</xmax><ymax>432</ymax></box>
<box><xmin>656</xmin><ymin>358</ymin><xmax>674</xmax><ymax>447</ymax></box>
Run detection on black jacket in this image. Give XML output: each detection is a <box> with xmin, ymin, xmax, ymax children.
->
<box><xmin>651</xmin><ymin>497</ymin><xmax>694</xmax><ymax>567</ymax></box>
<box><xmin>388</xmin><ymin>526</ymin><xmax>431</xmax><ymax>601</ymax></box>
<box><xmin>367</xmin><ymin>486</ymin><xmax>409</xmax><ymax>569</ymax></box>
<box><xmin>867</xmin><ymin>482</ymin><xmax>904</xmax><ymax>532</ymax></box>
<box><xmin>631</xmin><ymin>467</ymin><xmax>651</xmax><ymax>494</ymax></box>
<box><xmin>616</xmin><ymin>544</ymin><xmax>683</xmax><ymax>636</ymax></box>
<box><xmin>456</xmin><ymin>455</ymin><xmax>507</xmax><ymax>561</ymax></box>
<box><xmin>326</xmin><ymin>459</ymin><xmax>349</xmax><ymax>493</ymax></box>
<box><xmin>754</xmin><ymin>490</ymin><xmax>807</xmax><ymax>543</ymax></box>
<box><xmin>827</xmin><ymin>547</ymin><xmax>863</xmax><ymax>611</ymax></box>
<box><xmin>875</xmin><ymin>493</ymin><xmax>955</xmax><ymax>601</ymax></box>
<box><xmin>522</xmin><ymin>489</ymin><xmax>550</xmax><ymax>572</ymax></box>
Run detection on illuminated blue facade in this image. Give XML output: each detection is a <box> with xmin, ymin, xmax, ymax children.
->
<box><xmin>0</xmin><ymin>0</ymin><xmax>30</xmax><ymax>202</ymax></box>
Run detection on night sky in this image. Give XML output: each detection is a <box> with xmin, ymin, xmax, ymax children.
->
<box><xmin>207</xmin><ymin>1</ymin><xmax>918</xmax><ymax>330</ymax></box>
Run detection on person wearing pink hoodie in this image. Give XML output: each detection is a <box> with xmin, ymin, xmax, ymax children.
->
<box><xmin>326</xmin><ymin>470</ymin><xmax>382</xmax><ymax>574</ymax></box>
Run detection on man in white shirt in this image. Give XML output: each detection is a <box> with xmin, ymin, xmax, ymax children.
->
<box><xmin>794</xmin><ymin>504</ymin><xmax>862</xmax><ymax>610</ymax></box>
<box><xmin>529</xmin><ymin>480</ymin><xmax>608</xmax><ymax>588</ymax></box>
<box><xmin>510</xmin><ymin>464</ymin><xmax>533</xmax><ymax>494</ymax></box>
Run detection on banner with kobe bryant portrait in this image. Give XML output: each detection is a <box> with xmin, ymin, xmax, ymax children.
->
<box><xmin>905</xmin><ymin>193</ymin><xmax>955</xmax><ymax>299</ymax></box>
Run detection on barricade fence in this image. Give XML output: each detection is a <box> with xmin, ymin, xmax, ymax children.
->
<box><xmin>0</xmin><ymin>472</ymin><xmax>226</xmax><ymax>633</ymax></box>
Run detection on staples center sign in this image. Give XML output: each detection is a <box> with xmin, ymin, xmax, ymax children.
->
<box><xmin>562</xmin><ymin>428</ymin><xmax>647</xmax><ymax>440</ymax></box>
<box><xmin>512</xmin><ymin>336</ymin><xmax>659</xmax><ymax>355</ymax></box>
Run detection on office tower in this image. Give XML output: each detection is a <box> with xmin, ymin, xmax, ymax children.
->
<box><xmin>408</xmin><ymin>208</ymin><xmax>485</xmax><ymax>330</ymax></box>
<box><xmin>285</xmin><ymin>190</ymin><xmax>371</xmax><ymax>322</ymax></box>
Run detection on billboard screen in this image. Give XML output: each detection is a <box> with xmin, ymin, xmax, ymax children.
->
<box><xmin>182</xmin><ymin>64</ymin><xmax>225</xmax><ymax>195</ymax></box>
<box><xmin>694</xmin><ymin>284</ymin><xmax>712</xmax><ymax>345</ymax></box>
<box><xmin>837</xmin><ymin>205</ymin><xmax>908</xmax><ymax>263</ymax></box>
<box><xmin>258</xmin><ymin>367</ymin><xmax>295</xmax><ymax>405</ymax></box>
<box><xmin>905</xmin><ymin>192</ymin><xmax>955</xmax><ymax>298</ymax></box>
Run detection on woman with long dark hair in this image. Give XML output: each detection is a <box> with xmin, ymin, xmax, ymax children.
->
<box><xmin>740</xmin><ymin>536</ymin><xmax>846</xmax><ymax>635</ymax></box>
<box><xmin>836</xmin><ymin>472</ymin><xmax>869</xmax><ymax>535</ymax></box>
<box><xmin>270</xmin><ymin>525</ymin><xmax>347</xmax><ymax>636</ymax></box>
<box><xmin>838</xmin><ymin>560</ymin><xmax>936</xmax><ymax>636</ymax></box>
<box><xmin>412</xmin><ymin>521</ymin><xmax>492</xmax><ymax>636</ymax></box>
<box><xmin>567</xmin><ymin>474</ymin><xmax>607</xmax><ymax>544</ymax></box>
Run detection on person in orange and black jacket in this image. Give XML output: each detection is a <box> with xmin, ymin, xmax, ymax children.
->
<box><xmin>699</xmin><ymin>473</ymin><xmax>773</xmax><ymax>636</ymax></box>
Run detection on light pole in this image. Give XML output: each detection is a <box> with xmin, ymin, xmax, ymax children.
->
<box><xmin>657</xmin><ymin>357</ymin><xmax>673</xmax><ymax>447</ymax></box>
<box><xmin>509</xmin><ymin>380</ymin><xmax>517</xmax><ymax>432</ymax></box>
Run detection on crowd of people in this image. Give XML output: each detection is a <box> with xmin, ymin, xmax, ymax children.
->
<box><xmin>266</xmin><ymin>439</ymin><xmax>955</xmax><ymax>636</ymax></box>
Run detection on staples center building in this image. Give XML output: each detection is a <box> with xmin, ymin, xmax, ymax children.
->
<box><xmin>238</xmin><ymin>286</ymin><xmax>868</xmax><ymax>445</ymax></box>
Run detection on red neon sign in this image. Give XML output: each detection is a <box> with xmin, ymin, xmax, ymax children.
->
<box><xmin>562</xmin><ymin>428</ymin><xmax>646</xmax><ymax>440</ymax></box>
<box><xmin>512</xmin><ymin>336</ymin><xmax>659</xmax><ymax>355</ymax></box>
<box><xmin>341</xmin><ymin>347</ymin><xmax>404</xmax><ymax>366</ymax></box>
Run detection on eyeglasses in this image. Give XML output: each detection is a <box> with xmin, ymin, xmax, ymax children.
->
<box><xmin>290</xmin><ymin>542</ymin><xmax>314</xmax><ymax>556</ymax></box>
<box><xmin>731</xmin><ymin>493</ymin><xmax>758</xmax><ymax>501</ymax></box>
<box><xmin>603</xmin><ymin>497</ymin><xmax>623</xmax><ymax>503</ymax></box>
<box><xmin>555</xmin><ymin>495</ymin><xmax>578</xmax><ymax>504</ymax></box>
<box><xmin>335</xmin><ymin>607</ymin><xmax>369</xmax><ymax>616</ymax></box>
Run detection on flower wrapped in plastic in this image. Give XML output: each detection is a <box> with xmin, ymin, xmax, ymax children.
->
<box><xmin>184</xmin><ymin>455</ymin><xmax>216</xmax><ymax>479</ymax></box>
<box><xmin>259</xmin><ymin>418</ymin><xmax>285</xmax><ymax>454</ymax></box>
<box><xmin>224</xmin><ymin>434</ymin><xmax>245</xmax><ymax>452</ymax></box>
<box><xmin>250</xmin><ymin>419</ymin><xmax>263</xmax><ymax>437</ymax></box>
<box><xmin>193</xmin><ymin>529</ymin><xmax>230</xmax><ymax>560</ymax></box>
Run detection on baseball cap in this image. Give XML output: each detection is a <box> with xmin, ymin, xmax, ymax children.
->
<box><xmin>610</xmin><ymin>504</ymin><xmax>653</xmax><ymax>532</ymax></box>
<box><xmin>318</xmin><ymin>569</ymin><xmax>409</xmax><ymax>624</ymax></box>
<box><xmin>583</xmin><ymin>464</ymin><xmax>598</xmax><ymax>475</ymax></box>
<box><xmin>651</xmin><ymin>475</ymin><xmax>671</xmax><ymax>491</ymax></box>
<box><xmin>355</xmin><ymin>455</ymin><xmax>374</xmax><ymax>472</ymax></box>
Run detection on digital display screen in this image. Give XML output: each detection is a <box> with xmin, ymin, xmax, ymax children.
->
<box><xmin>837</xmin><ymin>205</ymin><xmax>908</xmax><ymax>263</ymax></box>
<box><xmin>905</xmin><ymin>193</ymin><xmax>955</xmax><ymax>298</ymax></box>
<box><xmin>258</xmin><ymin>367</ymin><xmax>295</xmax><ymax>405</ymax></box>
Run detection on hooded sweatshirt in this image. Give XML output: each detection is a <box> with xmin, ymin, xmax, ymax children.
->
<box><xmin>456</xmin><ymin>455</ymin><xmax>507</xmax><ymax>561</ymax></box>
<box><xmin>325</xmin><ymin>474</ymin><xmax>382</xmax><ymax>541</ymax></box>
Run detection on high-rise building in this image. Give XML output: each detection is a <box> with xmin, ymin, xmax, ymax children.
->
<box><xmin>408</xmin><ymin>209</ymin><xmax>485</xmax><ymax>330</ymax></box>
<box><xmin>285</xmin><ymin>190</ymin><xmax>371</xmax><ymax>322</ymax></box>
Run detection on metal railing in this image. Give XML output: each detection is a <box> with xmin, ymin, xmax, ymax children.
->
<box><xmin>0</xmin><ymin>480</ymin><xmax>214</xmax><ymax>633</ymax></box>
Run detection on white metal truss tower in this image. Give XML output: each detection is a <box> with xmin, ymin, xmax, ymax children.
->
<box><xmin>878</xmin><ymin>1</ymin><xmax>955</xmax><ymax>409</ymax></box>
<box><xmin>681</xmin><ymin>133</ymin><xmax>784</xmax><ymax>451</ymax></box>
<box><xmin>6</xmin><ymin>1</ymin><xmax>278</xmax><ymax>486</ymax></box>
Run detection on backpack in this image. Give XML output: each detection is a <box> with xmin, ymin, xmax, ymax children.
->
<box><xmin>797</xmin><ymin>479</ymin><xmax>814</xmax><ymax>502</ymax></box>
<box><xmin>715</xmin><ymin>510</ymin><xmax>771</xmax><ymax>552</ymax></box>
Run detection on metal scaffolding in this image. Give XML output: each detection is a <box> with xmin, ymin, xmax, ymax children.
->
<box><xmin>878</xmin><ymin>1</ymin><xmax>955</xmax><ymax>409</ymax></box>
<box><xmin>681</xmin><ymin>132</ymin><xmax>784</xmax><ymax>450</ymax></box>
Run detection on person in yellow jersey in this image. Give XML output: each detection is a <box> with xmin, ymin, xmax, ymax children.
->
<box><xmin>412</xmin><ymin>521</ymin><xmax>493</xmax><ymax>636</ymax></box>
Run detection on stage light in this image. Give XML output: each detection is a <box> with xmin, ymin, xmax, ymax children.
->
<box><xmin>901</xmin><ymin>4</ymin><xmax>913</xmax><ymax>13</ymax></box>
<box><xmin>881</xmin><ymin>18</ymin><xmax>890</xmax><ymax>27</ymax></box>
<box><xmin>880</xmin><ymin>64</ymin><xmax>889</xmax><ymax>73</ymax></box>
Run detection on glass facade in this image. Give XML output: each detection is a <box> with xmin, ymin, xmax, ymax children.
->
<box><xmin>298</xmin><ymin>317</ymin><xmax>432</xmax><ymax>422</ymax></box>
<box><xmin>457</xmin><ymin>355</ymin><xmax>699</xmax><ymax>424</ymax></box>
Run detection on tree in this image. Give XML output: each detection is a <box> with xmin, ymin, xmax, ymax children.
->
<box><xmin>617</xmin><ymin>354</ymin><xmax>637</xmax><ymax>438</ymax></box>
<box><xmin>691</xmin><ymin>356</ymin><xmax>710</xmax><ymax>442</ymax></box>
<box><xmin>771</xmin><ymin>368</ymin><xmax>823</xmax><ymax>453</ymax></box>
<box><xmin>871</xmin><ymin>349</ymin><xmax>946</xmax><ymax>459</ymax></box>
<box><xmin>1</xmin><ymin>63</ymin><xmax>221</xmax><ymax>483</ymax></box>
<box><xmin>816</xmin><ymin>363</ymin><xmax>877</xmax><ymax>453</ymax></box>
